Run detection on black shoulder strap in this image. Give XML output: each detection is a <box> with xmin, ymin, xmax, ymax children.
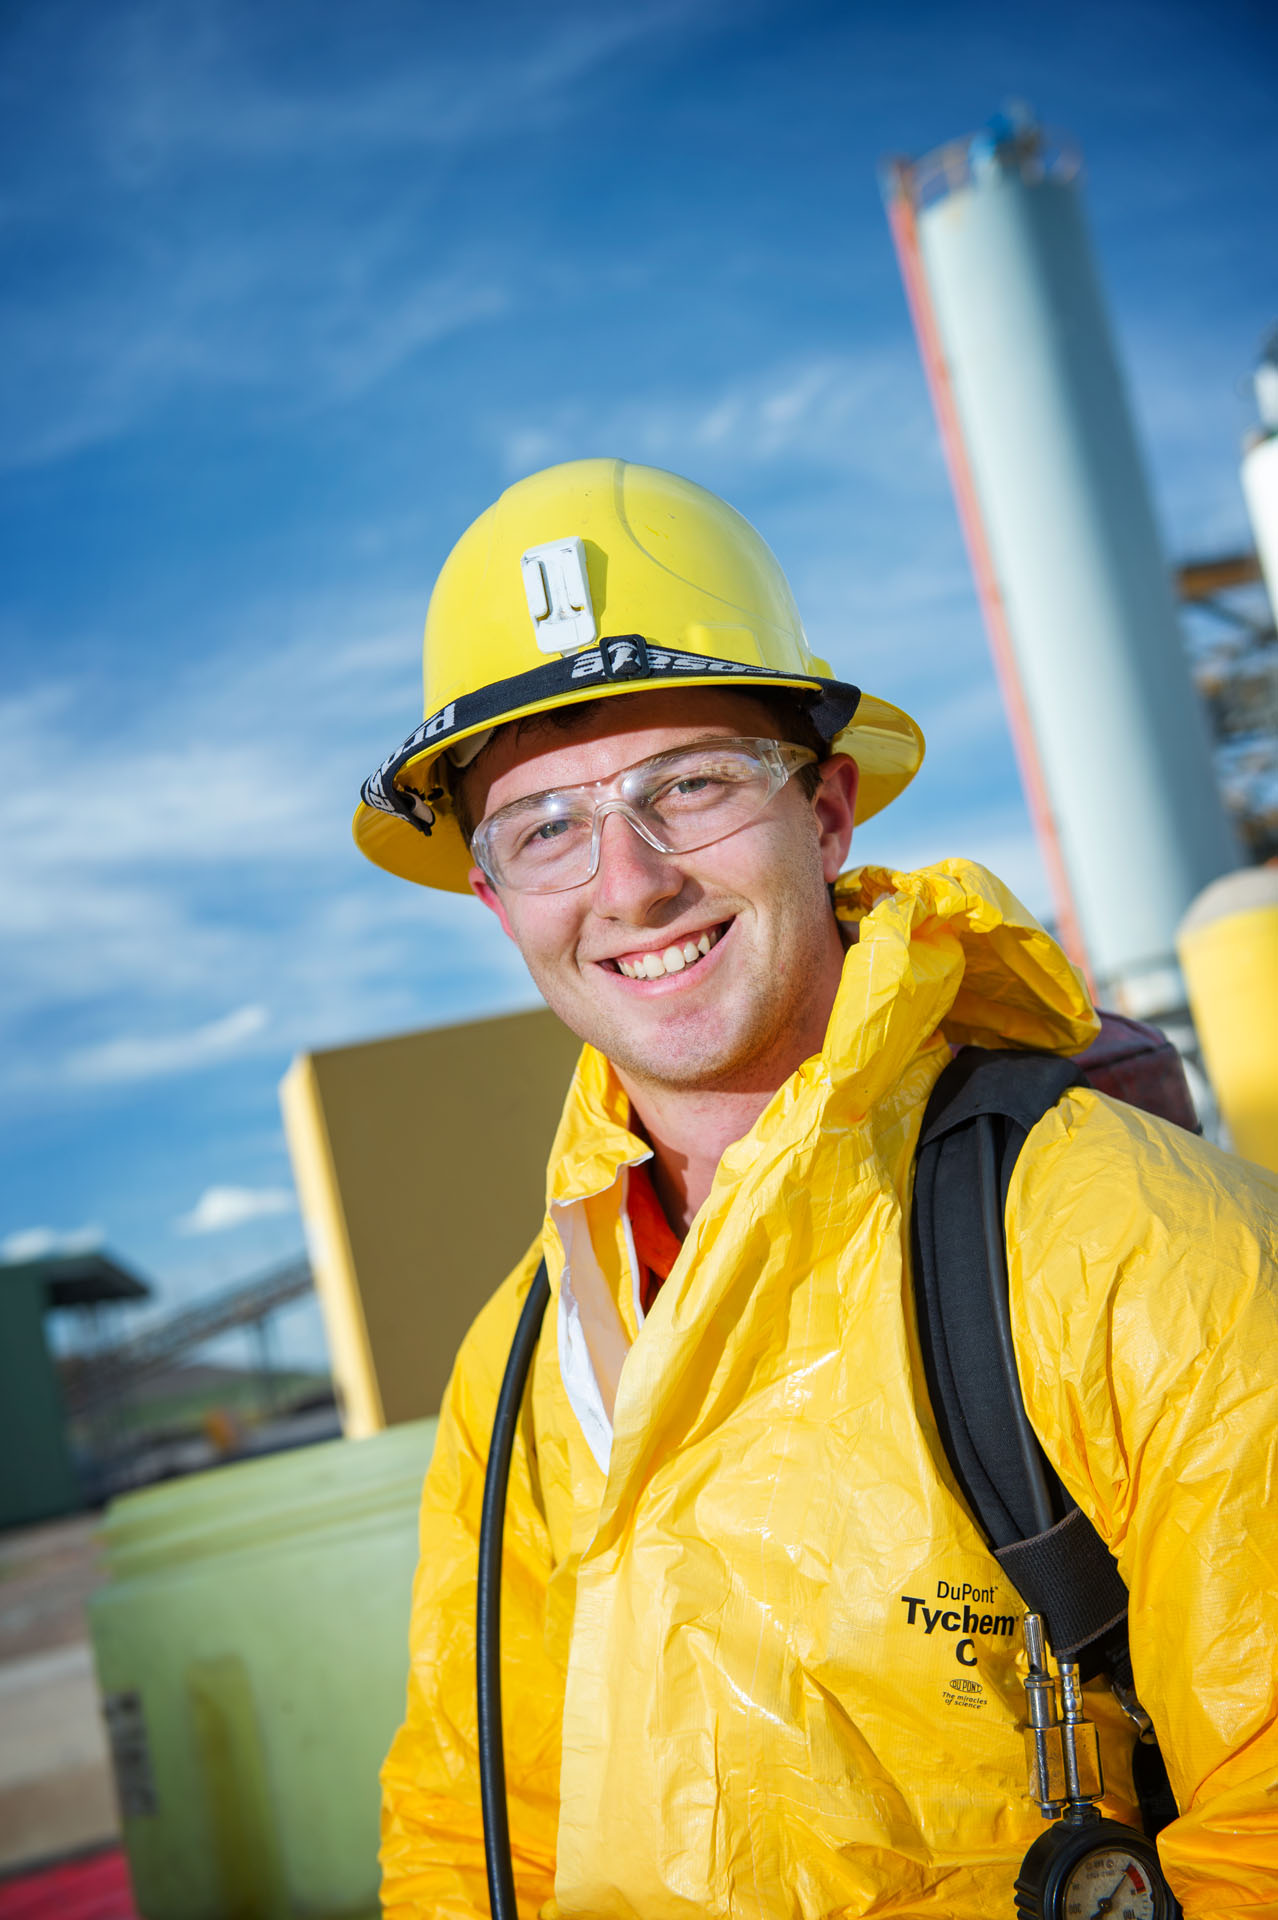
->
<box><xmin>912</xmin><ymin>1046</ymin><xmax>1180</xmax><ymax>1839</ymax></box>
<box><xmin>911</xmin><ymin>1048</ymin><xmax>1130</xmax><ymax>1678</ymax></box>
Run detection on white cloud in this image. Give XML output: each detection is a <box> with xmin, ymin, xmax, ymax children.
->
<box><xmin>310</xmin><ymin>276</ymin><xmax>509</xmax><ymax>404</ymax></box>
<box><xmin>0</xmin><ymin>589</ymin><xmax>418</xmax><ymax>1015</ymax></box>
<box><xmin>0</xmin><ymin>694</ymin><xmax>317</xmax><ymax>881</ymax></box>
<box><xmin>853</xmin><ymin>814</ymin><xmax>1050</xmax><ymax>925</ymax></box>
<box><xmin>0</xmin><ymin>247</ymin><xmax>513</xmax><ymax>472</ymax></box>
<box><xmin>175</xmin><ymin>1184</ymin><xmax>297</xmax><ymax>1236</ymax></box>
<box><xmin>911</xmin><ymin>680</ymin><xmax>1008</xmax><ymax>757</ymax></box>
<box><xmin>1</xmin><ymin>1224</ymin><xmax>104</xmax><ymax>1263</ymax></box>
<box><xmin>0</xmin><ymin>593</ymin><xmax>541</xmax><ymax>1108</ymax></box>
<box><xmin>86</xmin><ymin>1</ymin><xmax>711</xmax><ymax>170</ymax></box>
<box><xmin>492</xmin><ymin>346</ymin><xmax>938</xmax><ymax>484</ymax></box>
<box><xmin>0</xmin><ymin>0</ymin><xmax>731</xmax><ymax>469</ymax></box>
<box><xmin>67</xmin><ymin>1004</ymin><xmax>268</xmax><ymax>1085</ymax></box>
<box><xmin>1118</xmin><ymin>319</ymin><xmax>1259</xmax><ymax>557</ymax></box>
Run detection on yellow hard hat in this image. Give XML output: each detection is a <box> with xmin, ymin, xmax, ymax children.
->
<box><xmin>354</xmin><ymin>459</ymin><xmax>924</xmax><ymax>892</ymax></box>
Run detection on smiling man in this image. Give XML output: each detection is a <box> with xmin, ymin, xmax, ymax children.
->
<box><xmin>463</xmin><ymin>691</ymin><xmax>859</xmax><ymax>1240</ymax></box>
<box><xmin>356</xmin><ymin>460</ymin><xmax>1278</xmax><ymax>1918</ymax></box>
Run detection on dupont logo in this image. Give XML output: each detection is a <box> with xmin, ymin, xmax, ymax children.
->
<box><xmin>899</xmin><ymin>1585</ymin><xmax>1018</xmax><ymax>1667</ymax></box>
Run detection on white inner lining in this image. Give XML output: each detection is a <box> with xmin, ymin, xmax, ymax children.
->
<box><xmin>551</xmin><ymin>1158</ymin><xmax>649</xmax><ymax>1474</ymax></box>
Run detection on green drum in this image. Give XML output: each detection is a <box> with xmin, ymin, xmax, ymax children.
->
<box><xmin>89</xmin><ymin>1421</ymin><xmax>436</xmax><ymax>1920</ymax></box>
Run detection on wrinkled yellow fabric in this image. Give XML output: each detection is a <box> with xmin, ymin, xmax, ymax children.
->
<box><xmin>380</xmin><ymin>861</ymin><xmax>1278</xmax><ymax>1918</ymax></box>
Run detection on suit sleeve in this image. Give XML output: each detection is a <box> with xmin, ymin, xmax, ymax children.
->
<box><xmin>1008</xmin><ymin>1091</ymin><xmax>1278</xmax><ymax>1918</ymax></box>
<box><xmin>380</xmin><ymin>1249</ymin><xmax>562</xmax><ymax>1920</ymax></box>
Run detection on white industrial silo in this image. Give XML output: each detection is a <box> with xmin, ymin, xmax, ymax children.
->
<box><xmin>885</xmin><ymin>116</ymin><xmax>1241</xmax><ymax>1018</ymax></box>
<box><xmin>1241</xmin><ymin>330</ymin><xmax>1278</xmax><ymax>618</ymax></box>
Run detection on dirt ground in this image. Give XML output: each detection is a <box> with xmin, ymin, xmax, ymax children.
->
<box><xmin>0</xmin><ymin>1514</ymin><xmax>119</xmax><ymax>1873</ymax></box>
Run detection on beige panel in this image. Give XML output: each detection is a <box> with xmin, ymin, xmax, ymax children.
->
<box><xmin>280</xmin><ymin>1055</ymin><xmax>383</xmax><ymax>1437</ymax></box>
<box><xmin>281</xmin><ymin>1008</ymin><xmax>582</xmax><ymax>1433</ymax></box>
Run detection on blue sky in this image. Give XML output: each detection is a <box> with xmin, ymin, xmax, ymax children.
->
<box><xmin>2</xmin><ymin>0</ymin><xmax>1274</xmax><ymax>1361</ymax></box>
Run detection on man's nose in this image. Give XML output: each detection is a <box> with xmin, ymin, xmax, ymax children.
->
<box><xmin>590</xmin><ymin>807</ymin><xmax>685</xmax><ymax>915</ymax></box>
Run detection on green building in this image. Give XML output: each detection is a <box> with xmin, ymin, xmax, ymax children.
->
<box><xmin>0</xmin><ymin>1252</ymin><xmax>150</xmax><ymax>1530</ymax></box>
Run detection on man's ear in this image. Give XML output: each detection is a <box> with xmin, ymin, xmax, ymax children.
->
<box><xmin>469</xmin><ymin>867</ymin><xmax>516</xmax><ymax>940</ymax></box>
<box><xmin>813</xmin><ymin>755</ymin><xmax>859</xmax><ymax>883</ymax></box>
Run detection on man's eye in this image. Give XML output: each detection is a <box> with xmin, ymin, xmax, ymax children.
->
<box><xmin>654</xmin><ymin>771</ymin><xmax>731</xmax><ymax>808</ymax></box>
<box><xmin>517</xmin><ymin>816</ymin><xmax>581</xmax><ymax>854</ymax></box>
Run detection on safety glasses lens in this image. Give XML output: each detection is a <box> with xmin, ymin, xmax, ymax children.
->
<box><xmin>478</xmin><ymin>741</ymin><xmax>806</xmax><ymax>892</ymax></box>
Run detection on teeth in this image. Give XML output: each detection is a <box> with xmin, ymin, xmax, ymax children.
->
<box><xmin>614</xmin><ymin>925</ymin><xmax>723</xmax><ymax>980</ymax></box>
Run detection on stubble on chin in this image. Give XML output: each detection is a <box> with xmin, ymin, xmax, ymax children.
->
<box><xmin>543</xmin><ymin>971</ymin><xmax>813</xmax><ymax>1098</ymax></box>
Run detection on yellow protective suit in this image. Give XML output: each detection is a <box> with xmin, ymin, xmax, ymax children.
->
<box><xmin>381</xmin><ymin>861</ymin><xmax>1278</xmax><ymax>1919</ymax></box>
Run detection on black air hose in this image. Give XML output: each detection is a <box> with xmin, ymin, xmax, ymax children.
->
<box><xmin>477</xmin><ymin>1258</ymin><xmax>550</xmax><ymax>1920</ymax></box>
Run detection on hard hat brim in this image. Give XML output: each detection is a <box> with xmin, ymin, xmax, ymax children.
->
<box><xmin>353</xmin><ymin>645</ymin><xmax>924</xmax><ymax>894</ymax></box>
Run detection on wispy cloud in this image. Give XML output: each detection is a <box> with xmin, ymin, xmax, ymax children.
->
<box><xmin>0</xmin><ymin>582</ymin><xmax>543</xmax><ymax>1106</ymax></box>
<box><xmin>175</xmin><ymin>1184</ymin><xmax>296</xmax><ymax>1235</ymax></box>
<box><xmin>67</xmin><ymin>1004</ymin><xmax>268</xmax><ymax>1085</ymax></box>
<box><xmin>0</xmin><ymin>245</ymin><xmax>513</xmax><ymax>472</ymax></box>
<box><xmin>0</xmin><ymin>0</ymin><xmax>731</xmax><ymax>469</ymax></box>
<box><xmin>493</xmin><ymin>347</ymin><xmax>938</xmax><ymax>485</ymax></box>
<box><xmin>1119</xmin><ymin>320</ymin><xmax>1260</xmax><ymax>557</ymax></box>
<box><xmin>0</xmin><ymin>593</ymin><xmax>410</xmax><ymax>999</ymax></box>
<box><xmin>1</xmin><ymin>1223</ymin><xmax>105</xmax><ymax>1264</ymax></box>
<box><xmin>853</xmin><ymin>812</ymin><xmax>1049</xmax><ymax>924</ymax></box>
<box><xmin>82</xmin><ymin>1</ymin><xmax>713</xmax><ymax>170</ymax></box>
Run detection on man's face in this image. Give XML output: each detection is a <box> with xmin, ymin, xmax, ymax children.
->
<box><xmin>464</xmin><ymin>690</ymin><xmax>858</xmax><ymax>1099</ymax></box>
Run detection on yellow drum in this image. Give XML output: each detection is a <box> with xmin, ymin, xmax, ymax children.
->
<box><xmin>1178</xmin><ymin>866</ymin><xmax>1278</xmax><ymax>1174</ymax></box>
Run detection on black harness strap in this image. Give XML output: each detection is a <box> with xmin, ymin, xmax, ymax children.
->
<box><xmin>911</xmin><ymin>1048</ymin><xmax>1129</xmax><ymax>1675</ymax></box>
<box><xmin>996</xmin><ymin>1510</ymin><xmax>1129</xmax><ymax>1664</ymax></box>
<box><xmin>477</xmin><ymin>1042</ymin><xmax>1182</xmax><ymax>1902</ymax></box>
<box><xmin>911</xmin><ymin>1045</ymin><xmax>1177</xmax><ymax>1839</ymax></box>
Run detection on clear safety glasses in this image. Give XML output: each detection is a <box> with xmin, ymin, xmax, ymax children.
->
<box><xmin>471</xmin><ymin>736</ymin><xmax>819</xmax><ymax>894</ymax></box>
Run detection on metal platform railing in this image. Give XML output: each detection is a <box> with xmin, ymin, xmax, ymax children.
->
<box><xmin>64</xmin><ymin>1259</ymin><xmax>313</xmax><ymax>1414</ymax></box>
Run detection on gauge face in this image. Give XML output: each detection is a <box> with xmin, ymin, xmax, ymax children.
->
<box><xmin>1061</xmin><ymin>1844</ymin><xmax>1157</xmax><ymax>1919</ymax></box>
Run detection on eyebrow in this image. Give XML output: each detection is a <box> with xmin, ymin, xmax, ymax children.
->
<box><xmin>481</xmin><ymin>737</ymin><xmax>745</xmax><ymax>824</ymax></box>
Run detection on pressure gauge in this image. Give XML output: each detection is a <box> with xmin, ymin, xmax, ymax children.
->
<box><xmin>1014</xmin><ymin>1815</ymin><xmax>1181</xmax><ymax>1920</ymax></box>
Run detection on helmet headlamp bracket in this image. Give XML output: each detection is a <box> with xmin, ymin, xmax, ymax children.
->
<box><xmin>520</xmin><ymin>537</ymin><xmax>597</xmax><ymax>654</ymax></box>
